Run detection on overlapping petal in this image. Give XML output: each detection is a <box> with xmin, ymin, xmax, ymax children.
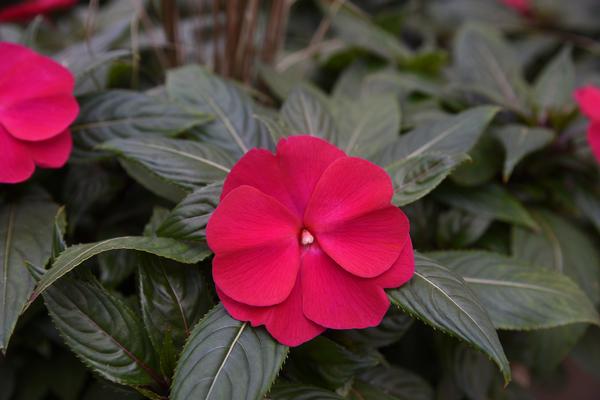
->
<box><xmin>371</xmin><ymin>238</ymin><xmax>415</xmax><ymax>289</ymax></box>
<box><xmin>575</xmin><ymin>86</ymin><xmax>600</xmax><ymax>121</ymax></box>
<box><xmin>0</xmin><ymin>126</ymin><xmax>35</xmax><ymax>184</ymax></box>
<box><xmin>588</xmin><ymin>122</ymin><xmax>600</xmax><ymax>163</ymax></box>
<box><xmin>0</xmin><ymin>0</ymin><xmax>76</xmax><ymax>22</ymax></box>
<box><xmin>27</xmin><ymin>129</ymin><xmax>73</xmax><ymax>168</ymax></box>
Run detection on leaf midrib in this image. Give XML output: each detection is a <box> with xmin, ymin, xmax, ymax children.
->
<box><xmin>463</xmin><ymin>276</ymin><xmax>566</xmax><ymax>296</ymax></box>
<box><xmin>1</xmin><ymin>205</ymin><xmax>15</xmax><ymax>344</ymax></box>
<box><xmin>205</xmin><ymin>322</ymin><xmax>247</xmax><ymax>399</ymax></box>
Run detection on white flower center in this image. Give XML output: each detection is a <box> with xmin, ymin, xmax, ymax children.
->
<box><xmin>301</xmin><ymin>229</ymin><xmax>314</xmax><ymax>245</ymax></box>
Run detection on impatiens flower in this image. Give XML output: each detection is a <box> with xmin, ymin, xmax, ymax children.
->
<box><xmin>575</xmin><ymin>86</ymin><xmax>600</xmax><ymax>163</ymax></box>
<box><xmin>501</xmin><ymin>0</ymin><xmax>531</xmax><ymax>14</ymax></box>
<box><xmin>0</xmin><ymin>0</ymin><xmax>76</xmax><ymax>22</ymax></box>
<box><xmin>0</xmin><ymin>42</ymin><xmax>78</xmax><ymax>184</ymax></box>
<box><xmin>206</xmin><ymin>136</ymin><xmax>415</xmax><ymax>346</ymax></box>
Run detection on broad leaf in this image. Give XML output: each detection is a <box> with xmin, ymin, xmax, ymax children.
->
<box><xmin>281</xmin><ymin>85</ymin><xmax>337</xmax><ymax>142</ymax></box>
<box><xmin>138</xmin><ymin>254</ymin><xmax>212</xmax><ymax>350</ymax></box>
<box><xmin>360</xmin><ymin>365</ymin><xmax>434</xmax><ymax>400</ymax></box>
<box><xmin>348</xmin><ymin>381</ymin><xmax>403</xmax><ymax>400</ymax></box>
<box><xmin>428</xmin><ymin>251</ymin><xmax>600</xmax><ymax>329</ymax></box>
<box><xmin>450</xmin><ymin>132</ymin><xmax>502</xmax><ymax>186</ymax></box>
<box><xmin>387</xmin><ymin>254</ymin><xmax>510</xmax><ymax>383</ymax></box>
<box><xmin>388</xmin><ymin>153</ymin><xmax>468</xmax><ymax>206</ymax></box>
<box><xmin>451</xmin><ymin>24</ymin><xmax>529</xmax><ymax>113</ymax></box>
<box><xmin>362</xmin><ymin>71</ymin><xmax>441</xmax><ymax>99</ymax></box>
<box><xmin>43</xmin><ymin>273</ymin><xmax>161</xmax><ymax>386</ymax></box>
<box><xmin>512</xmin><ymin>209</ymin><xmax>600</xmax><ymax>305</ymax></box>
<box><xmin>100</xmin><ymin>137</ymin><xmax>234</xmax><ymax>194</ymax></box>
<box><xmin>270</xmin><ymin>384</ymin><xmax>343</xmax><ymax>400</ymax></box>
<box><xmin>171</xmin><ymin>304</ymin><xmax>288</xmax><ymax>400</ymax></box>
<box><xmin>492</xmin><ymin>125</ymin><xmax>554</xmax><ymax>180</ymax></box>
<box><xmin>72</xmin><ymin>90</ymin><xmax>209</xmax><ymax>160</ymax></box>
<box><xmin>0</xmin><ymin>192</ymin><xmax>57</xmax><ymax>352</ymax></box>
<box><xmin>572</xmin><ymin>327</ymin><xmax>600</xmax><ymax>379</ymax></box>
<box><xmin>375</xmin><ymin>106</ymin><xmax>498</xmax><ymax>167</ymax></box>
<box><xmin>156</xmin><ymin>182</ymin><xmax>223</xmax><ymax>241</ymax></box>
<box><xmin>167</xmin><ymin>65</ymin><xmax>272</xmax><ymax>156</ymax></box>
<box><xmin>533</xmin><ymin>46</ymin><xmax>575</xmax><ymax>115</ymax></box>
<box><xmin>29</xmin><ymin>236</ymin><xmax>211</xmax><ymax>305</ymax></box>
<box><xmin>436</xmin><ymin>209</ymin><xmax>492</xmax><ymax>248</ymax></box>
<box><xmin>332</xmin><ymin>61</ymin><xmax>370</xmax><ymax>101</ymax></box>
<box><xmin>435</xmin><ymin>183</ymin><xmax>538</xmax><ymax>229</ymax></box>
<box><xmin>337</xmin><ymin>307</ymin><xmax>413</xmax><ymax>348</ymax></box>
<box><xmin>334</xmin><ymin>94</ymin><xmax>400</xmax><ymax>158</ymax></box>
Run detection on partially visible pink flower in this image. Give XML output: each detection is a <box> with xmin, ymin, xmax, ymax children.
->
<box><xmin>575</xmin><ymin>86</ymin><xmax>600</xmax><ymax>163</ymax></box>
<box><xmin>0</xmin><ymin>42</ymin><xmax>79</xmax><ymax>184</ymax></box>
<box><xmin>207</xmin><ymin>135</ymin><xmax>415</xmax><ymax>346</ymax></box>
<box><xmin>501</xmin><ymin>0</ymin><xmax>531</xmax><ymax>15</ymax></box>
<box><xmin>0</xmin><ymin>0</ymin><xmax>76</xmax><ymax>22</ymax></box>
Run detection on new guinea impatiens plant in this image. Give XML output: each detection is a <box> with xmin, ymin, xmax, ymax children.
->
<box><xmin>1</xmin><ymin>1</ymin><xmax>600</xmax><ymax>400</ymax></box>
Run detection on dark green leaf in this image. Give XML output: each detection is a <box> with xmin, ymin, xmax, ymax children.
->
<box><xmin>72</xmin><ymin>90</ymin><xmax>209</xmax><ymax>160</ymax></box>
<box><xmin>450</xmin><ymin>132</ymin><xmax>502</xmax><ymax>186</ymax></box>
<box><xmin>281</xmin><ymin>85</ymin><xmax>338</xmax><ymax>142</ymax></box>
<box><xmin>572</xmin><ymin>326</ymin><xmax>600</xmax><ymax>379</ymax></box>
<box><xmin>362</xmin><ymin>71</ymin><xmax>441</xmax><ymax>99</ymax></box>
<box><xmin>29</xmin><ymin>236</ymin><xmax>211</xmax><ymax>306</ymax></box>
<box><xmin>387</xmin><ymin>254</ymin><xmax>510</xmax><ymax>383</ymax></box>
<box><xmin>436</xmin><ymin>209</ymin><xmax>492</xmax><ymax>248</ymax></box>
<box><xmin>43</xmin><ymin>275</ymin><xmax>161</xmax><ymax>386</ymax></box>
<box><xmin>156</xmin><ymin>182</ymin><xmax>223</xmax><ymax>241</ymax></box>
<box><xmin>435</xmin><ymin>183</ymin><xmax>538</xmax><ymax>229</ymax></box>
<box><xmin>348</xmin><ymin>381</ymin><xmax>401</xmax><ymax>400</ymax></box>
<box><xmin>270</xmin><ymin>383</ymin><xmax>343</xmax><ymax>400</ymax></box>
<box><xmin>0</xmin><ymin>193</ymin><xmax>57</xmax><ymax>352</ymax></box>
<box><xmin>338</xmin><ymin>307</ymin><xmax>413</xmax><ymax>348</ymax></box>
<box><xmin>533</xmin><ymin>46</ymin><xmax>575</xmax><ymax>115</ymax></box>
<box><xmin>360</xmin><ymin>365</ymin><xmax>434</xmax><ymax>400</ymax></box>
<box><xmin>492</xmin><ymin>125</ymin><xmax>554</xmax><ymax>181</ymax></box>
<box><xmin>428</xmin><ymin>251</ymin><xmax>600</xmax><ymax>330</ymax></box>
<box><xmin>171</xmin><ymin>304</ymin><xmax>288</xmax><ymax>400</ymax></box>
<box><xmin>167</xmin><ymin>65</ymin><xmax>272</xmax><ymax>156</ymax></box>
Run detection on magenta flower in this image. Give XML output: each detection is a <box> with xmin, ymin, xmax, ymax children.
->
<box><xmin>575</xmin><ymin>86</ymin><xmax>600</xmax><ymax>163</ymax></box>
<box><xmin>0</xmin><ymin>42</ymin><xmax>79</xmax><ymax>184</ymax></box>
<box><xmin>206</xmin><ymin>136</ymin><xmax>414</xmax><ymax>346</ymax></box>
<box><xmin>0</xmin><ymin>0</ymin><xmax>76</xmax><ymax>22</ymax></box>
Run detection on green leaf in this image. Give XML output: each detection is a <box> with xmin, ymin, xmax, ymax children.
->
<box><xmin>167</xmin><ymin>65</ymin><xmax>272</xmax><ymax>156</ymax></box>
<box><xmin>387</xmin><ymin>254</ymin><xmax>510</xmax><ymax>383</ymax></box>
<box><xmin>337</xmin><ymin>307</ymin><xmax>413</xmax><ymax>348</ymax></box>
<box><xmin>375</xmin><ymin>106</ymin><xmax>498</xmax><ymax>167</ymax></box>
<box><xmin>451</xmin><ymin>24</ymin><xmax>529</xmax><ymax>113</ymax></box>
<box><xmin>71</xmin><ymin>90</ymin><xmax>209</xmax><ymax>160</ymax></box>
<box><xmin>533</xmin><ymin>46</ymin><xmax>575</xmax><ymax>115</ymax></box>
<box><xmin>435</xmin><ymin>183</ymin><xmax>538</xmax><ymax>230</ymax></box>
<box><xmin>334</xmin><ymin>94</ymin><xmax>400</xmax><ymax>158</ymax></box>
<box><xmin>0</xmin><ymin>193</ymin><xmax>57</xmax><ymax>352</ymax></box>
<box><xmin>572</xmin><ymin>327</ymin><xmax>600</xmax><ymax>379</ymax></box>
<box><xmin>138</xmin><ymin>254</ymin><xmax>212</xmax><ymax>350</ymax></box>
<box><xmin>428</xmin><ymin>251</ymin><xmax>600</xmax><ymax>330</ymax></box>
<box><xmin>281</xmin><ymin>85</ymin><xmax>338</xmax><ymax>142</ymax></box>
<box><xmin>332</xmin><ymin>61</ymin><xmax>370</xmax><ymax>101</ymax></box>
<box><xmin>324</xmin><ymin>1</ymin><xmax>412</xmax><ymax>62</ymax></box>
<box><xmin>360</xmin><ymin>365</ymin><xmax>434</xmax><ymax>400</ymax></box>
<box><xmin>270</xmin><ymin>384</ymin><xmax>343</xmax><ymax>400</ymax></box>
<box><xmin>436</xmin><ymin>209</ymin><xmax>492</xmax><ymax>248</ymax></box>
<box><xmin>29</xmin><ymin>236</ymin><xmax>211</xmax><ymax>306</ymax></box>
<box><xmin>450</xmin><ymin>132</ymin><xmax>502</xmax><ymax>186</ymax></box>
<box><xmin>171</xmin><ymin>304</ymin><xmax>288</xmax><ymax>400</ymax></box>
<box><xmin>156</xmin><ymin>182</ymin><xmax>222</xmax><ymax>241</ymax></box>
<box><xmin>573</xmin><ymin>187</ymin><xmax>600</xmax><ymax>234</ymax></box>
<box><xmin>362</xmin><ymin>71</ymin><xmax>441</xmax><ymax>99</ymax></box>
<box><xmin>512</xmin><ymin>209</ymin><xmax>600</xmax><ymax>305</ymax></box>
<box><xmin>348</xmin><ymin>381</ymin><xmax>402</xmax><ymax>400</ymax></box>
<box><xmin>492</xmin><ymin>125</ymin><xmax>554</xmax><ymax>181</ymax></box>
<box><xmin>389</xmin><ymin>153</ymin><xmax>469</xmax><ymax>206</ymax></box>
<box><xmin>43</xmin><ymin>274</ymin><xmax>161</xmax><ymax>386</ymax></box>
<box><xmin>100</xmin><ymin>137</ymin><xmax>234</xmax><ymax>193</ymax></box>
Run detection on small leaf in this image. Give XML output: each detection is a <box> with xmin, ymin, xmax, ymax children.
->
<box><xmin>389</xmin><ymin>153</ymin><xmax>469</xmax><ymax>206</ymax></box>
<box><xmin>492</xmin><ymin>125</ymin><xmax>554</xmax><ymax>181</ymax></box>
<box><xmin>29</xmin><ymin>236</ymin><xmax>211</xmax><ymax>306</ymax></box>
<box><xmin>387</xmin><ymin>254</ymin><xmax>510</xmax><ymax>383</ymax></box>
<box><xmin>375</xmin><ymin>106</ymin><xmax>498</xmax><ymax>166</ymax></box>
<box><xmin>428</xmin><ymin>251</ymin><xmax>600</xmax><ymax>330</ymax></box>
<box><xmin>156</xmin><ymin>182</ymin><xmax>223</xmax><ymax>241</ymax></box>
<box><xmin>100</xmin><ymin>137</ymin><xmax>234</xmax><ymax>193</ymax></box>
<box><xmin>72</xmin><ymin>90</ymin><xmax>209</xmax><ymax>160</ymax></box>
<box><xmin>533</xmin><ymin>46</ymin><xmax>575</xmax><ymax>115</ymax></box>
<box><xmin>270</xmin><ymin>383</ymin><xmax>344</xmax><ymax>400</ymax></box>
<box><xmin>0</xmin><ymin>192</ymin><xmax>57</xmax><ymax>352</ymax></box>
<box><xmin>167</xmin><ymin>65</ymin><xmax>272</xmax><ymax>156</ymax></box>
<box><xmin>43</xmin><ymin>274</ymin><xmax>161</xmax><ymax>386</ymax></box>
<box><xmin>435</xmin><ymin>183</ymin><xmax>538</xmax><ymax>229</ymax></box>
<box><xmin>171</xmin><ymin>304</ymin><xmax>288</xmax><ymax>400</ymax></box>
<box><xmin>281</xmin><ymin>85</ymin><xmax>338</xmax><ymax>142</ymax></box>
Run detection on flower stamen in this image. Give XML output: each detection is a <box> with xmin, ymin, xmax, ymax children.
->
<box><xmin>300</xmin><ymin>229</ymin><xmax>314</xmax><ymax>246</ymax></box>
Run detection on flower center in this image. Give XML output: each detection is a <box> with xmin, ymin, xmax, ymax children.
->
<box><xmin>300</xmin><ymin>229</ymin><xmax>314</xmax><ymax>246</ymax></box>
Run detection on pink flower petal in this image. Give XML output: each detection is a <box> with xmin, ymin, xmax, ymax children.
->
<box><xmin>0</xmin><ymin>0</ymin><xmax>76</xmax><ymax>22</ymax></box>
<box><xmin>315</xmin><ymin>206</ymin><xmax>409</xmax><ymax>278</ymax></box>
<box><xmin>221</xmin><ymin>148</ymin><xmax>297</xmax><ymax>215</ymax></box>
<box><xmin>301</xmin><ymin>246</ymin><xmax>390</xmax><ymax>329</ymax></box>
<box><xmin>218</xmin><ymin>281</ymin><xmax>325</xmax><ymax>347</ymax></box>
<box><xmin>26</xmin><ymin>129</ymin><xmax>72</xmax><ymax>168</ymax></box>
<box><xmin>207</xmin><ymin>185</ymin><xmax>302</xmax><ymax>306</ymax></box>
<box><xmin>0</xmin><ymin>124</ymin><xmax>34</xmax><ymax>184</ymax></box>
<box><xmin>370</xmin><ymin>238</ymin><xmax>415</xmax><ymax>288</ymax></box>
<box><xmin>276</xmin><ymin>136</ymin><xmax>346</xmax><ymax>214</ymax></box>
<box><xmin>575</xmin><ymin>86</ymin><xmax>600</xmax><ymax>121</ymax></box>
<box><xmin>304</xmin><ymin>157</ymin><xmax>394</xmax><ymax>229</ymax></box>
<box><xmin>0</xmin><ymin>95</ymin><xmax>79</xmax><ymax>142</ymax></box>
<box><xmin>588</xmin><ymin>122</ymin><xmax>600</xmax><ymax>163</ymax></box>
